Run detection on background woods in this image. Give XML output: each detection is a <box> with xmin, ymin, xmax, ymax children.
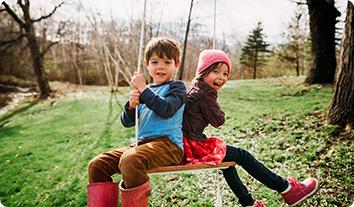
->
<box><xmin>2</xmin><ymin>0</ymin><xmax>344</xmax><ymax>88</ymax></box>
<box><xmin>0</xmin><ymin>0</ymin><xmax>353</xmax><ymax>206</ymax></box>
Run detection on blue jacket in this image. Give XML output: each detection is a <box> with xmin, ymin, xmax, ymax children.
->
<box><xmin>120</xmin><ymin>80</ymin><xmax>186</xmax><ymax>149</ymax></box>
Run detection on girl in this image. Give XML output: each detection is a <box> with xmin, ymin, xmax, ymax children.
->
<box><xmin>182</xmin><ymin>50</ymin><xmax>319</xmax><ymax>207</ymax></box>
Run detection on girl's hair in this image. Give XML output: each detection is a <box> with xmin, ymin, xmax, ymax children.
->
<box><xmin>144</xmin><ymin>37</ymin><xmax>180</xmax><ymax>64</ymax></box>
<box><xmin>195</xmin><ymin>62</ymin><xmax>222</xmax><ymax>81</ymax></box>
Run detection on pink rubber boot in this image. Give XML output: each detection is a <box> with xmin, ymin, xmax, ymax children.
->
<box><xmin>87</xmin><ymin>182</ymin><xmax>118</xmax><ymax>207</ymax></box>
<box><xmin>119</xmin><ymin>180</ymin><xmax>151</xmax><ymax>207</ymax></box>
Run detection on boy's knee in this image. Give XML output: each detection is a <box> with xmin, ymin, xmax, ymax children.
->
<box><xmin>88</xmin><ymin>157</ymin><xmax>100</xmax><ymax>174</ymax></box>
<box><xmin>119</xmin><ymin>152</ymin><xmax>144</xmax><ymax>174</ymax></box>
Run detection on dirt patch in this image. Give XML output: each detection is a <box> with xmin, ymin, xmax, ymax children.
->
<box><xmin>0</xmin><ymin>91</ymin><xmax>36</xmax><ymax>116</ymax></box>
<box><xmin>0</xmin><ymin>81</ymin><xmax>86</xmax><ymax>117</ymax></box>
<box><xmin>50</xmin><ymin>81</ymin><xmax>86</xmax><ymax>98</ymax></box>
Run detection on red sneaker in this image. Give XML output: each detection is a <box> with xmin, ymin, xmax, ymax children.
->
<box><xmin>251</xmin><ymin>200</ymin><xmax>267</xmax><ymax>207</ymax></box>
<box><xmin>281</xmin><ymin>177</ymin><xmax>319</xmax><ymax>206</ymax></box>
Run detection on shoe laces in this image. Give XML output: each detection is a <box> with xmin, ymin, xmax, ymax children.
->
<box><xmin>288</xmin><ymin>177</ymin><xmax>306</xmax><ymax>195</ymax></box>
<box><xmin>253</xmin><ymin>200</ymin><xmax>267</xmax><ymax>207</ymax></box>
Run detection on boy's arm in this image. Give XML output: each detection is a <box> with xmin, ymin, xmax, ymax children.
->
<box><xmin>140</xmin><ymin>81</ymin><xmax>186</xmax><ymax>119</ymax></box>
<box><xmin>200</xmin><ymin>89</ymin><xmax>225</xmax><ymax>127</ymax></box>
<box><xmin>120</xmin><ymin>102</ymin><xmax>136</xmax><ymax>127</ymax></box>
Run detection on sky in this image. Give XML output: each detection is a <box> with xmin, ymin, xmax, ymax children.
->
<box><xmin>13</xmin><ymin>0</ymin><xmax>350</xmax><ymax>44</ymax></box>
<box><xmin>70</xmin><ymin>0</ymin><xmax>301</xmax><ymax>42</ymax></box>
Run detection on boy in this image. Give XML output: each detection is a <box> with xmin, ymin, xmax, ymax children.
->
<box><xmin>87</xmin><ymin>37</ymin><xmax>186</xmax><ymax>207</ymax></box>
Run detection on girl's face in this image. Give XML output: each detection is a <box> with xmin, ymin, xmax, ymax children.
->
<box><xmin>202</xmin><ymin>63</ymin><xmax>229</xmax><ymax>91</ymax></box>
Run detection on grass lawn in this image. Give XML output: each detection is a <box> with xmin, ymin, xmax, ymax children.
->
<box><xmin>0</xmin><ymin>77</ymin><xmax>352</xmax><ymax>207</ymax></box>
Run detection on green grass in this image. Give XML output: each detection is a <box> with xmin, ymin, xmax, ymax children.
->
<box><xmin>0</xmin><ymin>77</ymin><xmax>353</xmax><ymax>207</ymax></box>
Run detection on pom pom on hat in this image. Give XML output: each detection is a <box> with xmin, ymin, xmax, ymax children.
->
<box><xmin>196</xmin><ymin>50</ymin><xmax>231</xmax><ymax>75</ymax></box>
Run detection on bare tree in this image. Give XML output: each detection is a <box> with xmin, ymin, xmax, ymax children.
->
<box><xmin>176</xmin><ymin>0</ymin><xmax>194</xmax><ymax>80</ymax></box>
<box><xmin>327</xmin><ymin>1</ymin><xmax>354</xmax><ymax>128</ymax></box>
<box><xmin>1</xmin><ymin>0</ymin><xmax>63</xmax><ymax>98</ymax></box>
<box><xmin>278</xmin><ymin>6</ymin><xmax>308</xmax><ymax>76</ymax></box>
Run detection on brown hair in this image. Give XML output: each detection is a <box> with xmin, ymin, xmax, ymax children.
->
<box><xmin>195</xmin><ymin>62</ymin><xmax>222</xmax><ymax>81</ymax></box>
<box><xmin>144</xmin><ymin>37</ymin><xmax>180</xmax><ymax>64</ymax></box>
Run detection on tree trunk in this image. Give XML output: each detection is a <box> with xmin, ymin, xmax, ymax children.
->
<box><xmin>1</xmin><ymin>1</ymin><xmax>61</xmax><ymax>99</ymax></box>
<box><xmin>327</xmin><ymin>1</ymin><xmax>354</xmax><ymax>128</ymax></box>
<box><xmin>253</xmin><ymin>50</ymin><xmax>258</xmax><ymax>79</ymax></box>
<box><xmin>25</xmin><ymin>23</ymin><xmax>51</xmax><ymax>99</ymax></box>
<box><xmin>296</xmin><ymin>43</ymin><xmax>300</xmax><ymax>76</ymax></box>
<box><xmin>177</xmin><ymin>0</ymin><xmax>194</xmax><ymax>80</ymax></box>
<box><xmin>305</xmin><ymin>0</ymin><xmax>340</xmax><ymax>84</ymax></box>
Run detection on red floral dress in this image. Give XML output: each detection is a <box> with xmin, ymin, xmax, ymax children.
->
<box><xmin>182</xmin><ymin>136</ymin><xmax>226</xmax><ymax>165</ymax></box>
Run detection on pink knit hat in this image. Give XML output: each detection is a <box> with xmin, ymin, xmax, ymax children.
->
<box><xmin>196</xmin><ymin>49</ymin><xmax>231</xmax><ymax>75</ymax></box>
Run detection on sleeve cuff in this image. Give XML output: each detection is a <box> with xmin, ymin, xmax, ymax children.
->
<box><xmin>124</xmin><ymin>101</ymin><xmax>135</xmax><ymax>116</ymax></box>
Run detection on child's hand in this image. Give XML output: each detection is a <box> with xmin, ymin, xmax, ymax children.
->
<box><xmin>129</xmin><ymin>90</ymin><xmax>140</xmax><ymax>110</ymax></box>
<box><xmin>131</xmin><ymin>72</ymin><xmax>147</xmax><ymax>93</ymax></box>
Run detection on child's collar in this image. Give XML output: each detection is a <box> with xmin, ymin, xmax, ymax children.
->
<box><xmin>194</xmin><ymin>79</ymin><xmax>217</xmax><ymax>93</ymax></box>
<box><xmin>149</xmin><ymin>80</ymin><xmax>173</xmax><ymax>87</ymax></box>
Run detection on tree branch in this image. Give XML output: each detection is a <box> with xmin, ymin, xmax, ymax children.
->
<box><xmin>0</xmin><ymin>34</ymin><xmax>26</xmax><ymax>52</ymax></box>
<box><xmin>17</xmin><ymin>0</ymin><xmax>28</xmax><ymax>14</ymax></box>
<box><xmin>0</xmin><ymin>43</ymin><xmax>15</xmax><ymax>52</ymax></box>
<box><xmin>41</xmin><ymin>40</ymin><xmax>59</xmax><ymax>55</ymax></box>
<box><xmin>0</xmin><ymin>34</ymin><xmax>26</xmax><ymax>46</ymax></box>
<box><xmin>17</xmin><ymin>0</ymin><xmax>25</xmax><ymax>9</ymax></box>
<box><xmin>32</xmin><ymin>2</ymin><xmax>64</xmax><ymax>23</ymax></box>
<box><xmin>289</xmin><ymin>0</ymin><xmax>307</xmax><ymax>5</ymax></box>
<box><xmin>2</xmin><ymin>1</ymin><xmax>25</xmax><ymax>26</ymax></box>
<box><xmin>41</xmin><ymin>20</ymin><xmax>66</xmax><ymax>55</ymax></box>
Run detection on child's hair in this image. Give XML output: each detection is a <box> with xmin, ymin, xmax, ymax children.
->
<box><xmin>195</xmin><ymin>62</ymin><xmax>222</xmax><ymax>81</ymax></box>
<box><xmin>144</xmin><ymin>37</ymin><xmax>180</xmax><ymax>64</ymax></box>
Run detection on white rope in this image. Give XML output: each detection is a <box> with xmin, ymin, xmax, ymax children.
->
<box><xmin>214</xmin><ymin>170</ymin><xmax>223</xmax><ymax>207</ymax></box>
<box><xmin>209</xmin><ymin>0</ymin><xmax>217</xmax><ymax>137</ymax></box>
<box><xmin>213</xmin><ymin>0</ymin><xmax>216</xmax><ymax>50</ymax></box>
<box><xmin>212</xmin><ymin>4</ymin><xmax>223</xmax><ymax>206</ymax></box>
<box><xmin>135</xmin><ymin>0</ymin><xmax>147</xmax><ymax>146</ymax></box>
<box><xmin>137</xmin><ymin>0</ymin><xmax>147</xmax><ymax>74</ymax></box>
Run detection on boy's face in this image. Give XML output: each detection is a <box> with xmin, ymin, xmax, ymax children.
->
<box><xmin>202</xmin><ymin>63</ymin><xmax>229</xmax><ymax>91</ymax></box>
<box><xmin>146</xmin><ymin>53</ymin><xmax>179</xmax><ymax>85</ymax></box>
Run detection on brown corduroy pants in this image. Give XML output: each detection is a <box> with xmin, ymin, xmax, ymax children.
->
<box><xmin>88</xmin><ymin>136</ymin><xmax>183</xmax><ymax>189</ymax></box>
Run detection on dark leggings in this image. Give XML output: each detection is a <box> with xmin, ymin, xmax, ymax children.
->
<box><xmin>221</xmin><ymin>145</ymin><xmax>289</xmax><ymax>206</ymax></box>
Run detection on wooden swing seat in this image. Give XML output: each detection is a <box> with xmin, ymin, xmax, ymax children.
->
<box><xmin>147</xmin><ymin>161</ymin><xmax>237</xmax><ymax>175</ymax></box>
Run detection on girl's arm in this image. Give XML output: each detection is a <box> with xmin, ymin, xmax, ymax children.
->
<box><xmin>200</xmin><ymin>89</ymin><xmax>225</xmax><ymax>127</ymax></box>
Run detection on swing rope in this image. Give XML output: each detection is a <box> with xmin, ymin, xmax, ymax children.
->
<box><xmin>213</xmin><ymin>0</ymin><xmax>216</xmax><ymax>50</ymax></box>
<box><xmin>135</xmin><ymin>0</ymin><xmax>147</xmax><ymax>146</ymax></box>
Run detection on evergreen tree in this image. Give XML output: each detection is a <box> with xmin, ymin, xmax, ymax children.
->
<box><xmin>240</xmin><ymin>22</ymin><xmax>269</xmax><ymax>79</ymax></box>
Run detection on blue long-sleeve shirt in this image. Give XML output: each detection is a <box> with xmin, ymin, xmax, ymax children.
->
<box><xmin>120</xmin><ymin>80</ymin><xmax>186</xmax><ymax>149</ymax></box>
